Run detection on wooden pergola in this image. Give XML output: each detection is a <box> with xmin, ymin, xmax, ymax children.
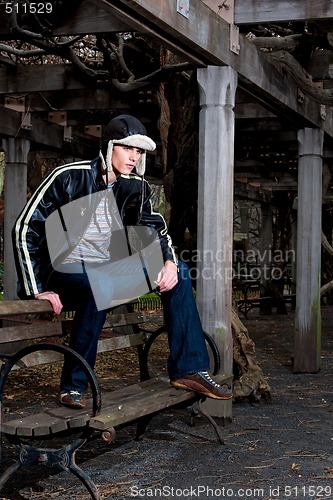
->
<box><xmin>1</xmin><ymin>0</ymin><xmax>333</xmax><ymax>417</ymax></box>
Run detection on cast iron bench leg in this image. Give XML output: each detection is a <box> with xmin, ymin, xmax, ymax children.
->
<box><xmin>0</xmin><ymin>439</ymin><xmax>100</xmax><ymax>500</ymax></box>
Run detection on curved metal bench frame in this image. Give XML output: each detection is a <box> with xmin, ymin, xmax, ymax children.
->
<box><xmin>0</xmin><ymin>343</ymin><xmax>101</xmax><ymax>499</ymax></box>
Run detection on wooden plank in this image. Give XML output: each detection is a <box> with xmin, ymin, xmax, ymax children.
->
<box><xmin>0</xmin><ymin>64</ymin><xmax>86</xmax><ymax>94</ymax></box>
<box><xmin>3</xmin><ymin>412</ymin><xmax>67</xmax><ymax>437</ymax></box>
<box><xmin>105</xmin><ymin>311</ymin><xmax>147</xmax><ymax>327</ymax></box>
<box><xmin>97</xmin><ymin>332</ymin><xmax>145</xmax><ymax>351</ymax></box>
<box><xmin>26</xmin><ymin>89</ymin><xmax>129</xmax><ymax>113</ymax></box>
<box><xmin>234</xmin><ymin>0</ymin><xmax>333</xmax><ymax>24</ymax></box>
<box><xmin>16</xmin><ymin>350</ymin><xmax>63</xmax><ymax>367</ymax></box>
<box><xmin>3</xmin><ymin>409</ymin><xmax>90</xmax><ymax>437</ymax></box>
<box><xmin>3</xmin><ymin>375</ymin><xmax>231</xmax><ymax>437</ymax></box>
<box><xmin>0</xmin><ymin>322</ymin><xmax>62</xmax><ymax>343</ymax></box>
<box><xmin>0</xmin><ymin>300</ymin><xmax>52</xmax><ymax>316</ymax></box>
<box><xmin>6</xmin><ymin>333</ymin><xmax>145</xmax><ymax>367</ymax></box>
<box><xmin>89</xmin><ymin>379</ymin><xmax>197</xmax><ymax>430</ymax></box>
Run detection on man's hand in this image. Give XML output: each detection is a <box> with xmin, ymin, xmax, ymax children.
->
<box><xmin>34</xmin><ymin>291</ymin><xmax>63</xmax><ymax>315</ymax></box>
<box><xmin>155</xmin><ymin>261</ymin><xmax>178</xmax><ymax>293</ymax></box>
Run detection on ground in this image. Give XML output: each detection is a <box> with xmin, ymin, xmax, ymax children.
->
<box><xmin>0</xmin><ymin>306</ymin><xmax>332</xmax><ymax>499</ymax></box>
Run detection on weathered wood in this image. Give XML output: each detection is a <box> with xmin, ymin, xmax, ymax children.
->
<box><xmin>24</xmin><ymin>89</ymin><xmax>129</xmax><ymax>113</ymax></box>
<box><xmin>89</xmin><ymin>378</ymin><xmax>198</xmax><ymax>430</ymax></box>
<box><xmin>0</xmin><ymin>105</ymin><xmax>98</xmax><ymax>156</ymax></box>
<box><xmin>260</xmin><ymin>204</ymin><xmax>273</xmax><ymax>314</ymax></box>
<box><xmin>3</xmin><ymin>407</ymin><xmax>90</xmax><ymax>437</ymax></box>
<box><xmin>0</xmin><ymin>301</ymin><xmax>149</xmax><ymax>366</ymax></box>
<box><xmin>232</xmin><ymin>309</ymin><xmax>271</xmax><ymax>400</ymax></box>
<box><xmin>3</xmin><ymin>139</ymin><xmax>29</xmax><ymax>300</ymax></box>
<box><xmin>0</xmin><ymin>65</ymin><xmax>85</xmax><ymax>94</ymax></box>
<box><xmin>0</xmin><ymin>322</ymin><xmax>62</xmax><ymax>343</ymax></box>
<box><xmin>109</xmin><ymin>0</ymin><xmax>333</xmax><ymax>135</ymax></box>
<box><xmin>0</xmin><ymin>300</ymin><xmax>53</xmax><ymax>316</ymax></box>
<box><xmin>235</xmin><ymin>0</ymin><xmax>333</xmax><ymax>25</ymax></box>
<box><xmin>294</xmin><ymin>128</ymin><xmax>323</xmax><ymax>372</ymax></box>
<box><xmin>0</xmin><ymin>333</ymin><xmax>146</xmax><ymax>368</ymax></box>
<box><xmin>0</xmin><ymin>0</ymin><xmax>129</xmax><ymax>37</ymax></box>
<box><xmin>97</xmin><ymin>331</ymin><xmax>146</xmax><ymax>352</ymax></box>
<box><xmin>106</xmin><ymin>312</ymin><xmax>147</xmax><ymax>327</ymax></box>
<box><xmin>196</xmin><ymin>66</ymin><xmax>236</xmax><ymax>419</ymax></box>
<box><xmin>52</xmin><ymin>0</ymin><xmax>129</xmax><ymax>36</ymax></box>
<box><xmin>3</xmin><ymin>374</ymin><xmax>231</xmax><ymax>438</ymax></box>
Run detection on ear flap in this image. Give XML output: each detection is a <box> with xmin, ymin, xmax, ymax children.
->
<box><xmin>106</xmin><ymin>141</ymin><xmax>114</xmax><ymax>172</ymax></box>
<box><xmin>135</xmin><ymin>151</ymin><xmax>146</xmax><ymax>176</ymax></box>
<box><xmin>99</xmin><ymin>150</ymin><xmax>107</xmax><ymax>173</ymax></box>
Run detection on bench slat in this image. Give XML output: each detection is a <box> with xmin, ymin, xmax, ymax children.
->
<box><xmin>0</xmin><ymin>300</ymin><xmax>53</xmax><ymax>316</ymax></box>
<box><xmin>3</xmin><ymin>408</ymin><xmax>91</xmax><ymax>436</ymax></box>
<box><xmin>97</xmin><ymin>331</ymin><xmax>145</xmax><ymax>351</ymax></box>
<box><xmin>0</xmin><ymin>322</ymin><xmax>62</xmax><ymax>344</ymax></box>
<box><xmin>105</xmin><ymin>312</ymin><xmax>147</xmax><ymax>328</ymax></box>
<box><xmin>89</xmin><ymin>378</ymin><xmax>197</xmax><ymax>430</ymax></box>
<box><xmin>2</xmin><ymin>378</ymin><xmax>193</xmax><ymax>437</ymax></box>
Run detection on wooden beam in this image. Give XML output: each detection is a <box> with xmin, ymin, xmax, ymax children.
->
<box><xmin>0</xmin><ymin>65</ymin><xmax>86</xmax><ymax>94</ymax></box>
<box><xmin>234</xmin><ymin>0</ymin><xmax>333</xmax><ymax>25</ymax></box>
<box><xmin>0</xmin><ymin>106</ymin><xmax>98</xmax><ymax>157</ymax></box>
<box><xmin>0</xmin><ymin>0</ymin><xmax>129</xmax><ymax>37</ymax></box>
<box><xmin>4</xmin><ymin>88</ymin><xmax>130</xmax><ymax>113</ymax></box>
<box><xmin>1</xmin><ymin>0</ymin><xmax>333</xmax><ymax>139</ymax></box>
<box><xmin>235</xmin><ymin>102</ymin><xmax>277</xmax><ymax>120</ymax></box>
<box><xmin>52</xmin><ymin>0</ymin><xmax>129</xmax><ymax>36</ymax></box>
<box><xmin>234</xmin><ymin>180</ymin><xmax>271</xmax><ymax>203</ymax></box>
<box><xmin>104</xmin><ymin>0</ymin><xmax>333</xmax><ymax>137</ymax></box>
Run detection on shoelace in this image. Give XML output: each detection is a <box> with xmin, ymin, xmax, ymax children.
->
<box><xmin>61</xmin><ymin>390</ymin><xmax>81</xmax><ymax>397</ymax></box>
<box><xmin>199</xmin><ymin>371</ymin><xmax>221</xmax><ymax>388</ymax></box>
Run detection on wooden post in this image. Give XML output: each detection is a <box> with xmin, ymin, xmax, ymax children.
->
<box><xmin>196</xmin><ymin>66</ymin><xmax>237</xmax><ymax>417</ymax></box>
<box><xmin>294</xmin><ymin>128</ymin><xmax>323</xmax><ymax>373</ymax></box>
<box><xmin>260</xmin><ymin>204</ymin><xmax>273</xmax><ymax>314</ymax></box>
<box><xmin>3</xmin><ymin>138</ymin><xmax>30</xmax><ymax>300</ymax></box>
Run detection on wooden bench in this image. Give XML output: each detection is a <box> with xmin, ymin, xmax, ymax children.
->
<box><xmin>233</xmin><ymin>279</ymin><xmax>296</xmax><ymax>318</ymax></box>
<box><xmin>0</xmin><ymin>299</ymin><xmax>230</xmax><ymax>500</ymax></box>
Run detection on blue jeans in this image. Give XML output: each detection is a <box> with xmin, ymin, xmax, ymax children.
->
<box><xmin>49</xmin><ymin>261</ymin><xmax>210</xmax><ymax>392</ymax></box>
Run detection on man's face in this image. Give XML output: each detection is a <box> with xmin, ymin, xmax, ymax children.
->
<box><xmin>112</xmin><ymin>145</ymin><xmax>143</xmax><ymax>176</ymax></box>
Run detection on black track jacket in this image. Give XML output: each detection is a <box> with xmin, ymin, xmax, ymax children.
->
<box><xmin>12</xmin><ymin>158</ymin><xmax>177</xmax><ymax>299</ymax></box>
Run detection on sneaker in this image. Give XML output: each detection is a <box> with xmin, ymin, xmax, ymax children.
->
<box><xmin>59</xmin><ymin>390</ymin><xmax>86</xmax><ymax>409</ymax></box>
<box><xmin>170</xmin><ymin>371</ymin><xmax>233</xmax><ymax>400</ymax></box>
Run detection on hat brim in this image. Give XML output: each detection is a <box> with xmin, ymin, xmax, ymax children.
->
<box><xmin>112</xmin><ymin>134</ymin><xmax>156</xmax><ymax>151</ymax></box>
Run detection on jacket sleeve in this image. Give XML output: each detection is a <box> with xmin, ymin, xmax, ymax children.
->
<box><xmin>137</xmin><ymin>180</ymin><xmax>178</xmax><ymax>266</ymax></box>
<box><xmin>12</xmin><ymin>172</ymin><xmax>67</xmax><ymax>298</ymax></box>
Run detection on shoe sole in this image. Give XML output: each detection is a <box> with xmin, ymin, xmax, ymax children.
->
<box><xmin>59</xmin><ymin>399</ymin><xmax>86</xmax><ymax>409</ymax></box>
<box><xmin>170</xmin><ymin>381</ymin><xmax>233</xmax><ymax>400</ymax></box>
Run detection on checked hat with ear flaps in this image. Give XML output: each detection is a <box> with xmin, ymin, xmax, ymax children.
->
<box><xmin>100</xmin><ymin>114</ymin><xmax>156</xmax><ymax>176</ymax></box>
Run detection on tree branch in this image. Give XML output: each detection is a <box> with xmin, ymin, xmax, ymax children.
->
<box><xmin>266</xmin><ymin>50</ymin><xmax>333</xmax><ymax>104</ymax></box>
<box><xmin>251</xmin><ymin>33</ymin><xmax>302</xmax><ymax>52</ymax></box>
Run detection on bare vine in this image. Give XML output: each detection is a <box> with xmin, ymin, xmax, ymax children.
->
<box><xmin>0</xmin><ymin>5</ymin><xmax>191</xmax><ymax>90</ymax></box>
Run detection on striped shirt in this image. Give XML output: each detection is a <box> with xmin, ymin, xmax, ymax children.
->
<box><xmin>64</xmin><ymin>190</ymin><xmax>112</xmax><ymax>264</ymax></box>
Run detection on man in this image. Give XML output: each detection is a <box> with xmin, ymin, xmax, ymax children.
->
<box><xmin>13</xmin><ymin>114</ymin><xmax>232</xmax><ymax>408</ymax></box>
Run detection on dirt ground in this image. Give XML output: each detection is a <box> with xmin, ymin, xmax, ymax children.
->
<box><xmin>0</xmin><ymin>305</ymin><xmax>332</xmax><ymax>499</ymax></box>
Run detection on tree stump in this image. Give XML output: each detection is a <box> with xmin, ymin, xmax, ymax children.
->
<box><xmin>232</xmin><ymin>308</ymin><xmax>271</xmax><ymax>402</ymax></box>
